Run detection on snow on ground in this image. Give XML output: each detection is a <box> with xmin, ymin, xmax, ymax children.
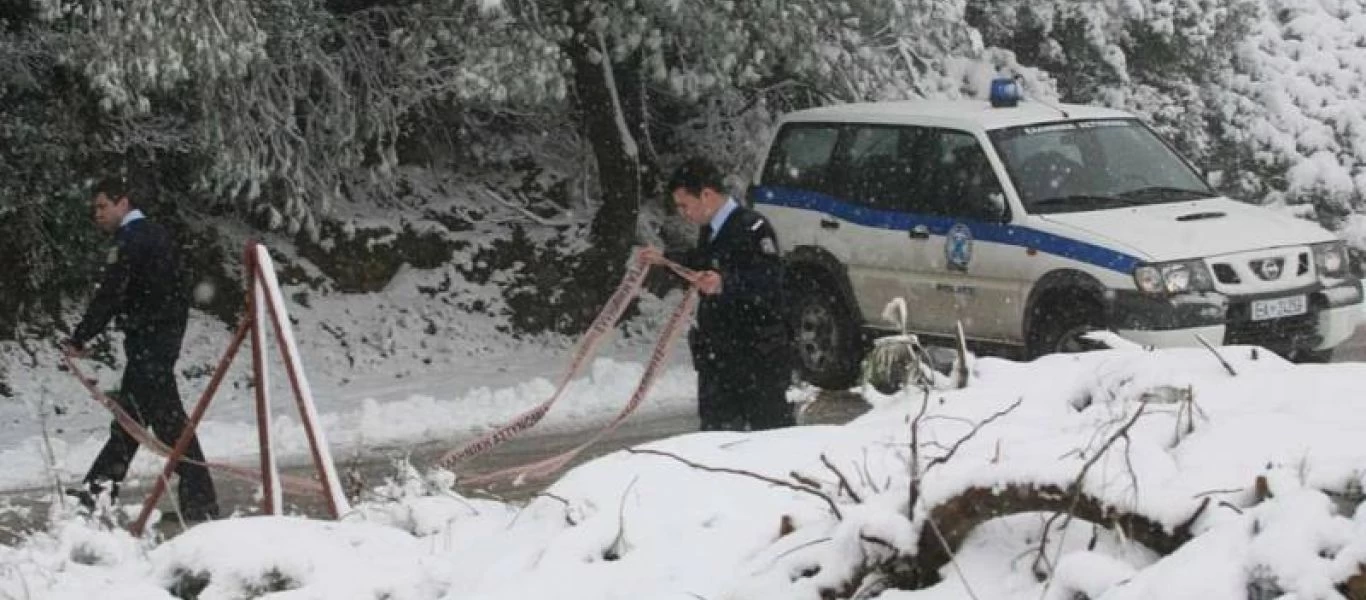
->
<box><xmin>2</xmin><ymin>345</ymin><xmax>1365</xmax><ymax>599</ymax></box>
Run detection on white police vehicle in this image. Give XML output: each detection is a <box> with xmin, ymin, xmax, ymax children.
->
<box><xmin>752</xmin><ymin>79</ymin><xmax>1364</xmax><ymax>388</ymax></box>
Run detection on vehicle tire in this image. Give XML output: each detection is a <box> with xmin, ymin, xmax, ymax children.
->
<box><xmin>790</xmin><ymin>284</ymin><xmax>861</xmax><ymax>389</ymax></box>
<box><xmin>1027</xmin><ymin>297</ymin><xmax>1107</xmax><ymax>359</ymax></box>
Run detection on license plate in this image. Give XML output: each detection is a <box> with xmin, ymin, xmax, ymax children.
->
<box><xmin>1250</xmin><ymin>295</ymin><xmax>1307</xmax><ymax>321</ymax></box>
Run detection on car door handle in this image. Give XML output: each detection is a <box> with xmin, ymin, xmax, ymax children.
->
<box><xmin>820</xmin><ymin>219</ymin><xmax>841</xmax><ymax>230</ymax></box>
<box><xmin>908</xmin><ymin>224</ymin><xmax>930</xmax><ymax>239</ymax></box>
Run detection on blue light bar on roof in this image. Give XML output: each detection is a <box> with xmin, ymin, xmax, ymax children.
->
<box><xmin>989</xmin><ymin>77</ymin><xmax>1021</xmax><ymax>108</ymax></box>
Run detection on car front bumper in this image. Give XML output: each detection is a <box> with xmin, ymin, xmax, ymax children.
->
<box><xmin>1108</xmin><ymin>280</ymin><xmax>1364</xmax><ymax>354</ymax></box>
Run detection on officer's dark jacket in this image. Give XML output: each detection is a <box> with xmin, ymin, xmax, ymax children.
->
<box><xmin>668</xmin><ymin>204</ymin><xmax>787</xmax><ymax>352</ymax></box>
<box><xmin>72</xmin><ymin>216</ymin><xmax>189</xmax><ymax>346</ymax></box>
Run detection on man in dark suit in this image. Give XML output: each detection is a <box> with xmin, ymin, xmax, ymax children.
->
<box><xmin>61</xmin><ymin>176</ymin><xmax>219</xmax><ymax>521</ymax></box>
<box><xmin>642</xmin><ymin>158</ymin><xmax>794</xmax><ymax>431</ymax></box>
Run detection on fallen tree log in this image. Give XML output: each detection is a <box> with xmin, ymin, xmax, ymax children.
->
<box><xmin>887</xmin><ymin>483</ymin><xmax>1206</xmax><ymax>589</ymax></box>
<box><xmin>1341</xmin><ymin>564</ymin><xmax>1366</xmax><ymax>600</ymax></box>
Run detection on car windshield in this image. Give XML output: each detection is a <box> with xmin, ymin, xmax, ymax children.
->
<box><xmin>989</xmin><ymin>119</ymin><xmax>1214</xmax><ymax>215</ymax></box>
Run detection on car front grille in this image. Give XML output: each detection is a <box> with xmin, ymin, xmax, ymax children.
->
<box><xmin>1207</xmin><ymin>248</ymin><xmax>1315</xmax><ymax>294</ymax></box>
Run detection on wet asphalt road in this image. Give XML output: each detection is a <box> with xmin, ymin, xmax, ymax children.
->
<box><xmin>0</xmin><ymin>391</ymin><xmax>872</xmax><ymax>545</ymax></box>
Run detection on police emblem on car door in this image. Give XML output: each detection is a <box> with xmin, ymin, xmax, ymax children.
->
<box><xmin>945</xmin><ymin>223</ymin><xmax>974</xmax><ymax>271</ymax></box>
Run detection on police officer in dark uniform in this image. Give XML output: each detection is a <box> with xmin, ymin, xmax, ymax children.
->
<box><xmin>61</xmin><ymin>177</ymin><xmax>219</xmax><ymax>520</ymax></box>
<box><xmin>642</xmin><ymin>158</ymin><xmax>794</xmax><ymax>431</ymax></box>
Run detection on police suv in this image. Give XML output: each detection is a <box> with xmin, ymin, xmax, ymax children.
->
<box><xmin>752</xmin><ymin>79</ymin><xmax>1365</xmax><ymax>389</ymax></box>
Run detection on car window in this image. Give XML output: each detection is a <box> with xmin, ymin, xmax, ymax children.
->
<box><xmin>761</xmin><ymin>124</ymin><xmax>841</xmax><ymax>196</ymax></box>
<box><xmin>839</xmin><ymin>126</ymin><xmax>921</xmax><ymax>211</ymax></box>
<box><xmin>990</xmin><ymin>119</ymin><xmax>1213</xmax><ymax>214</ymax></box>
<box><xmin>918</xmin><ymin>130</ymin><xmax>1007</xmax><ymax>221</ymax></box>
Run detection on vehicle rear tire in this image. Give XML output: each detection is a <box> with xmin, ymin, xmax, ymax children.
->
<box><xmin>1028</xmin><ymin>298</ymin><xmax>1107</xmax><ymax>359</ymax></box>
<box><xmin>791</xmin><ymin>284</ymin><xmax>861</xmax><ymax>389</ymax></box>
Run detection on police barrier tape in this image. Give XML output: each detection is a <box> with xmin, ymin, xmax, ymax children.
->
<box><xmin>64</xmin><ymin>247</ymin><xmax>699</xmax><ymax>498</ymax></box>
<box><xmin>61</xmin><ymin>350</ymin><xmax>326</xmax><ymax>496</ymax></box>
<box><xmin>432</xmin><ymin>248</ymin><xmax>700</xmax><ymax>481</ymax></box>
<box><xmin>459</xmin><ymin>286</ymin><xmax>696</xmax><ymax>485</ymax></box>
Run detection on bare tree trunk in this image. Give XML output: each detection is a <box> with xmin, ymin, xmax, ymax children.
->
<box><xmin>559</xmin><ymin>5</ymin><xmax>643</xmax><ymax>327</ymax></box>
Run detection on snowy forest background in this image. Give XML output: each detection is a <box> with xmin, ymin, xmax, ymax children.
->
<box><xmin>1</xmin><ymin>0</ymin><xmax>1365</xmax><ymax>389</ymax></box>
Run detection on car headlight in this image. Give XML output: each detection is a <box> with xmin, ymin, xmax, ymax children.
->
<box><xmin>1133</xmin><ymin>260</ymin><xmax>1215</xmax><ymax>295</ymax></box>
<box><xmin>1312</xmin><ymin>241</ymin><xmax>1347</xmax><ymax>278</ymax></box>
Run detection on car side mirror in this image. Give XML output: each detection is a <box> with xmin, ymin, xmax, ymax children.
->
<box><xmin>967</xmin><ymin>191</ymin><xmax>1008</xmax><ymax>223</ymax></box>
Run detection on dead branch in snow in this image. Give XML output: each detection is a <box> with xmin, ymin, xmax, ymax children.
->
<box><xmin>856</xmin><ymin>447</ymin><xmax>879</xmax><ymax>493</ymax></box>
<box><xmin>902</xmin><ymin>389</ymin><xmax>1012</xmax><ymax>599</ymax></box>
<box><xmin>922</xmin><ymin>414</ymin><xmax>987</xmax><ymax>428</ymax></box>
<box><xmin>1120</xmin><ymin>434</ymin><xmax>1141</xmax><ymax>506</ymax></box>
<box><xmin>907</xmin><ymin>388</ymin><xmax>931</xmax><ymax>514</ymax></box>
<box><xmin>953</xmin><ymin>320</ymin><xmax>969</xmax><ymax>389</ymax></box>
<box><xmin>821</xmin><ymin>453</ymin><xmax>864</xmax><ymax>503</ymax></box>
<box><xmin>766</xmin><ymin>536</ymin><xmax>834</xmax><ymax>568</ymax></box>
<box><xmin>1169</xmin><ymin>386</ymin><xmax>1209</xmax><ymax>448</ymax></box>
<box><xmin>625</xmin><ymin>447</ymin><xmax>842</xmax><ymax>519</ymax></box>
<box><xmin>1175</xmin><ymin>497</ymin><xmax>1211</xmax><ymax>537</ymax></box>
<box><xmin>510</xmin><ymin>492</ymin><xmax>572</xmax><ymax>529</ymax></box>
<box><xmin>790</xmin><ymin>471</ymin><xmax>824</xmax><ymax>491</ymax></box>
<box><xmin>1034</xmin><ymin>400</ymin><xmax>1151</xmax><ymax>584</ymax></box>
<box><xmin>917</xmin><ymin>440</ymin><xmax>954</xmax><ymax>454</ymax></box>
<box><xmin>603</xmin><ymin>476</ymin><xmax>639</xmax><ymax>560</ymax></box>
<box><xmin>1217</xmin><ymin>500</ymin><xmax>1245</xmax><ymax>515</ymax></box>
<box><xmin>894</xmin><ymin>395</ymin><xmax>1027</xmax><ymax>590</ymax></box>
<box><xmin>923</xmin><ymin>514</ymin><xmax>983</xmax><ymax>600</ymax></box>
<box><xmin>860</xmin><ymin>533</ymin><xmax>899</xmax><ymax>555</ymax></box>
<box><xmin>1195</xmin><ymin>334</ymin><xmax>1237</xmax><ymax>376</ymax></box>
<box><xmin>924</xmin><ymin>398</ymin><xmax>1023</xmax><ymax>472</ymax></box>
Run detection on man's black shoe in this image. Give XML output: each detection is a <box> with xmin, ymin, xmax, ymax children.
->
<box><xmin>64</xmin><ymin>481</ymin><xmax>119</xmax><ymax>512</ymax></box>
<box><xmin>63</xmin><ymin>487</ymin><xmax>96</xmax><ymax>511</ymax></box>
<box><xmin>179</xmin><ymin>503</ymin><xmax>220</xmax><ymax>523</ymax></box>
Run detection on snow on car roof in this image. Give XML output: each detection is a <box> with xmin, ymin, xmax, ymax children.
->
<box><xmin>782</xmin><ymin>99</ymin><xmax>1136</xmax><ymax>131</ymax></box>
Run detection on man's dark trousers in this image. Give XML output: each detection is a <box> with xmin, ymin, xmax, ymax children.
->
<box><xmin>84</xmin><ymin>322</ymin><xmax>218</xmax><ymax>519</ymax></box>
<box><xmin>693</xmin><ymin>332</ymin><xmax>794</xmax><ymax>431</ymax></box>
